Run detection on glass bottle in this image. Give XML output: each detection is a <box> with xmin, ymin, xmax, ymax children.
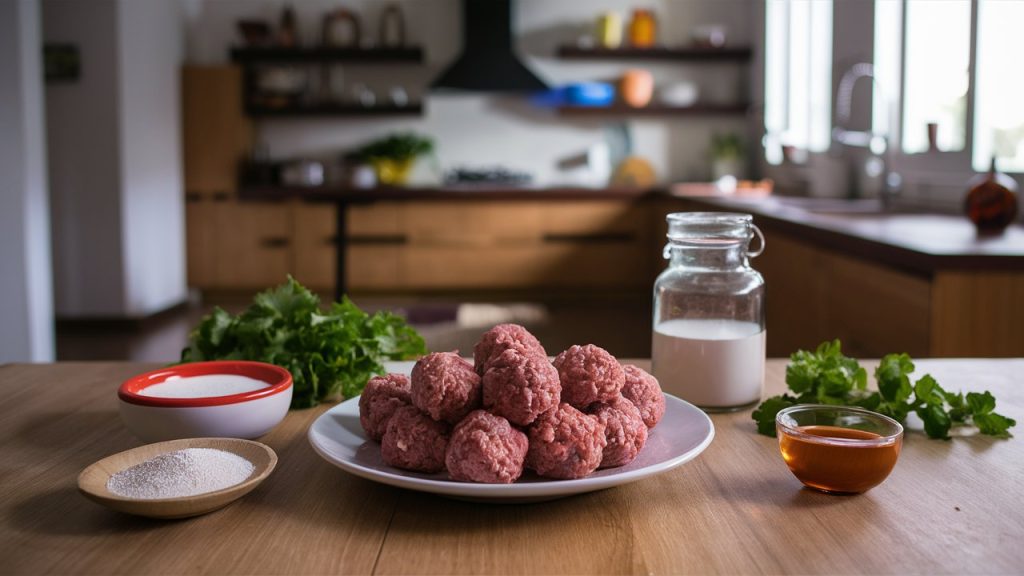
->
<box><xmin>652</xmin><ymin>212</ymin><xmax>766</xmax><ymax>412</ymax></box>
<box><xmin>628</xmin><ymin>9</ymin><xmax>657</xmax><ymax>48</ymax></box>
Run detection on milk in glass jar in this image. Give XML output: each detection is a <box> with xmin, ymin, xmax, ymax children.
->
<box><xmin>652</xmin><ymin>212</ymin><xmax>766</xmax><ymax>411</ymax></box>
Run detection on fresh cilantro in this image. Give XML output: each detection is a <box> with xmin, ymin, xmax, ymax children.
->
<box><xmin>752</xmin><ymin>340</ymin><xmax>1015</xmax><ymax>440</ymax></box>
<box><xmin>181</xmin><ymin>277</ymin><xmax>427</xmax><ymax>408</ymax></box>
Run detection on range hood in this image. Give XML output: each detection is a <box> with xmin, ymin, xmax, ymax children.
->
<box><xmin>431</xmin><ymin>0</ymin><xmax>548</xmax><ymax>92</ymax></box>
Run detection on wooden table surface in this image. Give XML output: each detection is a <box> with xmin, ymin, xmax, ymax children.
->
<box><xmin>2</xmin><ymin>359</ymin><xmax>1022</xmax><ymax>574</ymax></box>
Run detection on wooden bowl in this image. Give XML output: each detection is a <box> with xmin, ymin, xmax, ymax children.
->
<box><xmin>78</xmin><ymin>438</ymin><xmax>277</xmax><ymax>519</ymax></box>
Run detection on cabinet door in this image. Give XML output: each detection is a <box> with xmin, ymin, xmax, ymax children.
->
<box><xmin>182</xmin><ymin>66</ymin><xmax>251</xmax><ymax>195</ymax></box>
<box><xmin>292</xmin><ymin>203</ymin><xmax>336</xmax><ymax>291</ymax></box>
<box><xmin>212</xmin><ymin>202</ymin><xmax>292</xmax><ymax>288</ymax></box>
<box><xmin>539</xmin><ymin>200</ymin><xmax>652</xmax><ymax>289</ymax></box>
<box><xmin>185</xmin><ymin>196</ymin><xmax>218</xmax><ymax>288</ymax></box>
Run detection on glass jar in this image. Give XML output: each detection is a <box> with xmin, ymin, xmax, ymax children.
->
<box><xmin>652</xmin><ymin>212</ymin><xmax>766</xmax><ymax>412</ymax></box>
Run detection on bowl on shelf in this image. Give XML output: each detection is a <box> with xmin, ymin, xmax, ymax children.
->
<box><xmin>118</xmin><ymin>361</ymin><xmax>293</xmax><ymax>443</ymax></box>
<box><xmin>776</xmin><ymin>404</ymin><xmax>903</xmax><ymax>494</ymax></box>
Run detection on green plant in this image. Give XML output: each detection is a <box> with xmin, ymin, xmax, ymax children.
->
<box><xmin>710</xmin><ymin>133</ymin><xmax>744</xmax><ymax>160</ymax></box>
<box><xmin>354</xmin><ymin>133</ymin><xmax>434</xmax><ymax>162</ymax></box>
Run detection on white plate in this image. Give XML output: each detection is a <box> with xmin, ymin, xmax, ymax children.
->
<box><xmin>307</xmin><ymin>363</ymin><xmax>714</xmax><ymax>502</ymax></box>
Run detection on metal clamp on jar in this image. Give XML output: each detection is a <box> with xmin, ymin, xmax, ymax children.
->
<box><xmin>652</xmin><ymin>212</ymin><xmax>766</xmax><ymax>412</ymax></box>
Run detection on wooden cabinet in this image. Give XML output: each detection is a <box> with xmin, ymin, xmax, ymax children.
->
<box><xmin>755</xmin><ymin>233</ymin><xmax>932</xmax><ymax>358</ymax></box>
<box><xmin>274</xmin><ymin>199</ymin><xmax>654</xmax><ymax>293</ymax></box>
<box><xmin>182</xmin><ymin>66</ymin><xmax>251</xmax><ymax>196</ymax></box>
<box><xmin>360</xmin><ymin>199</ymin><xmax>652</xmax><ymax>291</ymax></box>
<box><xmin>185</xmin><ymin>198</ymin><xmax>292</xmax><ymax>289</ymax></box>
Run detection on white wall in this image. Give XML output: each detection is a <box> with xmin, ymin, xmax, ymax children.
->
<box><xmin>44</xmin><ymin>0</ymin><xmax>125</xmax><ymax>316</ymax></box>
<box><xmin>184</xmin><ymin>0</ymin><xmax>756</xmax><ymax>184</ymax></box>
<box><xmin>119</xmin><ymin>0</ymin><xmax>187</xmax><ymax>316</ymax></box>
<box><xmin>44</xmin><ymin>0</ymin><xmax>188</xmax><ymax>319</ymax></box>
<box><xmin>0</xmin><ymin>0</ymin><xmax>55</xmax><ymax>362</ymax></box>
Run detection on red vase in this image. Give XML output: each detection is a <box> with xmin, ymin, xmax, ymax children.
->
<box><xmin>965</xmin><ymin>158</ymin><xmax>1018</xmax><ymax>233</ymax></box>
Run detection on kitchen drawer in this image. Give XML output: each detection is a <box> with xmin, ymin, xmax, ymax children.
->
<box><xmin>541</xmin><ymin>200</ymin><xmax>647</xmax><ymax>236</ymax></box>
<box><xmin>212</xmin><ymin>202</ymin><xmax>291</xmax><ymax>288</ymax></box>
<box><xmin>347</xmin><ymin>202</ymin><xmax>403</xmax><ymax>237</ymax></box>
<box><xmin>403</xmin><ymin>202</ymin><xmax>542</xmax><ymax>245</ymax></box>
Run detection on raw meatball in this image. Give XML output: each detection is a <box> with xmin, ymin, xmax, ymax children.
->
<box><xmin>381</xmin><ymin>406</ymin><xmax>450</xmax><ymax>473</ymax></box>
<box><xmin>445</xmin><ymin>410</ymin><xmax>529</xmax><ymax>484</ymax></box>
<box><xmin>525</xmin><ymin>403</ymin><xmax>607</xmax><ymax>480</ymax></box>
<box><xmin>589</xmin><ymin>396</ymin><xmax>648</xmax><ymax>468</ymax></box>
<box><xmin>411</xmin><ymin>352</ymin><xmax>482</xmax><ymax>424</ymax></box>
<box><xmin>621</xmin><ymin>364</ymin><xmax>666</xmax><ymax>429</ymax></box>
<box><xmin>482</xmin><ymin>348</ymin><xmax>561</xmax><ymax>427</ymax></box>
<box><xmin>473</xmin><ymin>323</ymin><xmax>547</xmax><ymax>375</ymax></box>
<box><xmin>359</xmin><ymin>373</ymin><xmax>412</xmax><ymax>442</ymax></box>
<box><xmin>553</xmin><ymin>344</ymin><xmax>625</xmax><ymax>409</ymax></box>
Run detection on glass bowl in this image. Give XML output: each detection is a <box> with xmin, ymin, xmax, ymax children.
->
<box><xmin>776</xmin><ymin>404</ymin><xmax>903</xmax><ymax>494</ymax></box>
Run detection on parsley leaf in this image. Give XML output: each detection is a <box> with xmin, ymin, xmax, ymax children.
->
<box><xmin>181</xmin><ymin>277</ymin><xmax>427</xmax><ymax>408</ymax></box>
<box><xmin>752</xmin><ymin>340</ymin><xmax>1015</xmax><ymax>440</ymax></box>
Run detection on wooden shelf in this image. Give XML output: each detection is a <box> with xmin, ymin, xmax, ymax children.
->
<box><xmin>245</xmin><ymin>102</ymin><xmax>424</xmax><ymax>118</ymax></box>
<box><xmin>556</xmin><ymin>103</ymin><xmax>748</xmax><ymax>117</ymax></box>
<box><xmin>556</xmin><ymin>45</ymin><xmax>752</xmax><ymax>61</ymax></box>
<box><xmin>230</xmin><ymin>46</ymin><xmax>424</xmax><ymax>64</ymax></box>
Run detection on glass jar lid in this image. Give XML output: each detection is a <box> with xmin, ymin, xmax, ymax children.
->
<box><xmin>664</xmin><ymin>212</ymin><xmax>765</xmax><ymax>257</ymax></box>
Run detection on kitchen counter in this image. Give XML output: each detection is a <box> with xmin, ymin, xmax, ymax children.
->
<box><xmin>3</xmin><ymin>359</ymin><xmax>1023</xmax><ymax>574</ymax></box>
<box><xmin>665</xmin><ymin>195</ymin><xmax>1024</xmax><ymax>274</ymax></box>
<box><xmin>241</xmin><ymin>185</ymin><xmax>1024</xmax><ymax>275</ymax></box>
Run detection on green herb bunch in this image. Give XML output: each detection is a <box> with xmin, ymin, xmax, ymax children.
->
<box><xmin>181</xmin><ymin>277</ymin><xmax>427</xmax><ymax>409</ymax></box>
<box><xmin>354</xmin><ymin>133</ymin><xmax>434</xmax><ymax>162</ymax></box>
<box><xmin>752</xmin><ymin>340</ymin><xmax>1016</xmax><ymax>439</ymax></box>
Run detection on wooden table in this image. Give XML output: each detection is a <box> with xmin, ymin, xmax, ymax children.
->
<box><xmin>2</xmin><ymin>359</ymin><xmax>1022</xmax><ymax>574</ymax></box>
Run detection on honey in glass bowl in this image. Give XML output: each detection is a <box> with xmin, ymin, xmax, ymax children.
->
<box><xmin>776</xmin><ymin>405</ymin><xmax>903</xmax><ymax>494</ymax></box>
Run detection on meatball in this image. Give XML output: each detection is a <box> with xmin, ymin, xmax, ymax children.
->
<box><xmin>589</xmin><ymin>396</ymin><xmax>648</xmax><ymax>468</ymax></box>
<box><xmin>359</xmin><ymin>373</ymin><xmax>412</xmax><ymax>442</ymax></box>
<box><xmin>411</xmin><ymin>352</ymin><xmax>482</xmax><ymax>424</ymax></box>
<box><xmin>482</xmin><ymin>348</ymin><xmax>561</xmax><ymax>427</ymax></box>
<box><xmin>381</xmin><ymin>406</ymin><xmax>450</xmax><ymax>473</ymax></box>
<box><xmin>553</xmin><ymin>344</ymin><xmax>625</xmax><ymax>409</ymax></box>
<box><xmin>445</xmin><ymin>410</ymin><xmax>529</xmax><ymax>484</ymax></box>
<box><xmin>473</xmin><ymin>323</ymin><xmax>547</xmax><ymax>375</ymax></box>
<box><xmin>525</xmin><ymin>403</ymin><xmax>607</xmax><ymax>479</ymax></box>
<box><xmin>621</xmin><ymin>364</ymin><xmax>666</xmax><ymax>429</ymax></box>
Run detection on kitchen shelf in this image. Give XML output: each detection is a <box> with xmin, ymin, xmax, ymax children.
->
<box><xmin>556</xmin><ymin>45</ymin><xmax>752</xmax><ymax>61</ymax></box>
<box><xmin>245</xmin><ymin>102</ymin><xmax>424</xmax><ymax>118</ymax></box>
<box><xmin>556</xmin><ymin>103</ymin><xmax>749</xmax><ymax>117</ymax></box>
<box><xmin>230</xmin><ymin>46</ymin><xmax>424</xmax><ymax>64</ymax></box>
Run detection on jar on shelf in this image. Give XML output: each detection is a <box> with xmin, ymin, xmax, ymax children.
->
<box><xmin>628</xmin><ymin>9</ymin><xmax>657</xmax><ymax>48</ymax></box>
<box><xmin>652</xmin><ymin>212</ymin><xmax>766</xmax><ymax>412</ymax></box>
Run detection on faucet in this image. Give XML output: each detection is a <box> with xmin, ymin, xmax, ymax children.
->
<box><xmin>832</xmin><ymin>63</ymin><xmax>902</xmax><ymax>205</ymax></box>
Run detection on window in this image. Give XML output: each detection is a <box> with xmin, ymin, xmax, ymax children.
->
<box><xmin>763</xmin><ymin>0</ymin><xmax>832</xmax><ymax>165</ymax></box>
<box><xmin>973</xmin><ymin>0</ymin><xmax>1024</xmax><ymax>172</ymax></box>
<box><xmin>875</xmin><ymin>0</ymin><xmax>1024</xmax><ymax>173</ymax></box>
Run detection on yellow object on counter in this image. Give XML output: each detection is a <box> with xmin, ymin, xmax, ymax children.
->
<box><xmin>611</xmin><ymin>156</ymin><xmax>657</xmax><ymax>187</ymax></box>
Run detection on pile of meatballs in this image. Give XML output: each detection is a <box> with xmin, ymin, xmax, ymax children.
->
<box><xmin>358</xmin><ymin>324</ymin><xmax>666</xmax><ymax>483</ymax></box>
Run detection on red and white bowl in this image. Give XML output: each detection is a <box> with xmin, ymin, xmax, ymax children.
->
<box><xmin>118</xmin><ymin>361</ymin><xmax>293</xmax><ymax>443</ymax></box>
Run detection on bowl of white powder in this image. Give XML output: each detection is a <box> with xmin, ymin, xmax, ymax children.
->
<box><xmin>118</xmin><ymin>361</ymin><xmax>293</xmax><ymax>443</ymax></box>
<box><xmin>78</xmin><ymin>437</ymin><xmax>277</xmax><ymax>519</ymax></box>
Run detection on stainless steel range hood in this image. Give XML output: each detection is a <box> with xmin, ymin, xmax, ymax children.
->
<box><xmin>431</xmin><ymin>0</ymin><xmax>548</xmax><ymax>92</ymax></box>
